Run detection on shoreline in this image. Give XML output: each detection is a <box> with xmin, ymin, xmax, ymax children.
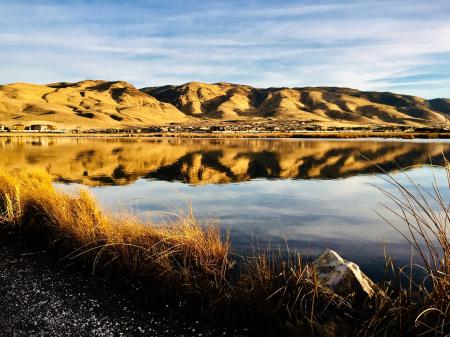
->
<box><xmin>1</xmin><ymin>131</ymin><xmax>450</xmax><ymax>139</ymax></box>
<box><xmin>0</xmin><ymin>239</ymin><xmax>243</xmax><ymax>337</ymax></box>
<box><xmin>1</xmin><ymin>169</ymin><xmax>449</xmax><ymax>336</ymax></box>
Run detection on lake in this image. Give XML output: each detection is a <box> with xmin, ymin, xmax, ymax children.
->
<box><xmin>1</xmin><ymin>136</ymin><xmax>448</xmax><ymax>280</ymax></box>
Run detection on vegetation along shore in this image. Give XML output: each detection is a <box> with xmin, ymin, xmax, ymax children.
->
<box><xmin>1</xmin><ymin>131</ymin><xmax>450</xmax><ymax>139</ymax></box>
<box><xmin>0</xmin><ymin>168</ymin><xmax>448</xmax><ymax>336</ymax></box>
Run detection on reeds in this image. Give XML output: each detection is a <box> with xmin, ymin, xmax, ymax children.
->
<box><xmin>372</xmin><ymin>160</ymin><xmax>450</xmax><ymax>336</ymax></box>
<box><xmin>0</xmin><ymin>168</ymin><xmax>233</xmax><ymax>302</ymax></box>
<box><xmin>0</xmin><ymin>167</ymin><xmax>449</xmax><ymax>336</ymax></box>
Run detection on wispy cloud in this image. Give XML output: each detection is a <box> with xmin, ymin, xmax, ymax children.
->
<box><xmin>0</xmin><ymin>0</ymin><xmax>449</xmax><ymax>98</ymax></box>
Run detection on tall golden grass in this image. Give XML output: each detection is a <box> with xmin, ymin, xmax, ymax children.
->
<box><xmin>0</xmin><ymin>168</ymin><xmax>232</xmax><ymax>300</ymax></box>
<box><xmin>372</xmin><ymin>161</ymin><xmax>450</xmax><ymax>336</ymax></box>
<box><xmin>0</xmin><ymin>168</ymin><xmax>448</xmax><ymax>336</ymax></box>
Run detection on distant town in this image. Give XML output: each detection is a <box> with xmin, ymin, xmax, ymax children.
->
<box><xmin>1</xmin><ymin>120</ymin><xmax>450</xmax><ymax>136</ymax></box>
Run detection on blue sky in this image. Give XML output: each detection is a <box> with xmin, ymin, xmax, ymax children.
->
<box><xmin>1</xmin><ymin>0</ymin><xmax>449</xmax><ymax>98</ymax></box>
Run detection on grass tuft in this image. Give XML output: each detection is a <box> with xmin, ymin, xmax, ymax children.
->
<box><xmin>0</xmin><ymin>168</ymin><xmax>232</xmax><ymax>300</ymax></box>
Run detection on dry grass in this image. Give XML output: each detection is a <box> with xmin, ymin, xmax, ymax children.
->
<box><xmin>0</xmin><ymin>168</ymin><xmax>449</xmax><ymax>336</ymax></box>
<box><xmin>371</xmin><ymin>160</ymin><xmax>450</xmax><ymax>336</ymax></box>
<box><xmin>0</xmin><ymin>168</ymin><xmax>232</xmax><ymax>301</ymax></box>
<box><xmin>234</xmin><ymin>252</ymin><xmax>353</xmax><ymax>335</ymax></box>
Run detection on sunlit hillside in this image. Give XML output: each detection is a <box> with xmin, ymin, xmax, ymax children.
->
<box><xmin>144</xmin><ymin>82</ymin><xmax>450</xmax><ymax>126</ymax></box>
<box><xmin>0</xmin><ymin>80</ymin><xmax>449</xmax><ymax>129</ymax></box>
<box><xmin>0</xmin><ymin>80</ymin><xmax>191</xmax><ymax>129</ymax></box>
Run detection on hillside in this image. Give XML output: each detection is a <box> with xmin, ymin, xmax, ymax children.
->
<box><xmin>0</xmin><ymin>80</ymin><xmax>190</xmax><ymax>129</ymax></box>
<box><xmin>0</xmin><ymin>80</ymin><xmax>449</xmax><ymax>129</ymax></box>
<box><xmin>144</xmin><ymin>82</ymin><xmax>450</xmax><ymax>127</ymax></box>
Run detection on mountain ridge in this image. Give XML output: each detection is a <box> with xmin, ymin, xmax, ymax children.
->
<box><xmin>0</xmin><ymin>80</ymin><xmax>448</xmax><ymax>129</ymax></box>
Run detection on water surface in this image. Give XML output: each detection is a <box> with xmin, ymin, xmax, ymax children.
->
<box><xmin>1</xmin><ymin>137</ymin><xmax>448</xmax><ymax>280</ymax></box>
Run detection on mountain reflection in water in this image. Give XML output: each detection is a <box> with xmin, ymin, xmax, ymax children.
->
<box><xmin>0</xmin><ymin>137</ymin><xmax>448</xmax><ymax>186</ymax></box>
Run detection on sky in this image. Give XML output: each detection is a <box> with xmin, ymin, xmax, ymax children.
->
<box><xmin>1</xmin><ymin>0</ymin><xmax>449</xmax><ymax>98</ymax></box>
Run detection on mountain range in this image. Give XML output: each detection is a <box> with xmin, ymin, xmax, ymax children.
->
<box><xmin>0</xmin><ymin>80</ymin><xmax>449</xmax><ymax>129</ymax></box>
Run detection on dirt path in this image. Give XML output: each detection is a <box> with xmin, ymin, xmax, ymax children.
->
<box><xmin>0</xmin><ymin>241</ymin><xmax>246</xmax><ymax>337</ymax></box>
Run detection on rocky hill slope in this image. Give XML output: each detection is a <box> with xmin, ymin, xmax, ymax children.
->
<box><xmin>0</xmin><ymin>80</ymin><xmax>190</xmax><ymax>129</ymax></box>
<box><xmin>143</xmin><ymin>82</ymin><xmax>450</xmax><ymax>126</ymax></box>
<box><xmin>0</xmin><ymin>80</ymin><xmax>449</xmax><ymax>129</ymax></box>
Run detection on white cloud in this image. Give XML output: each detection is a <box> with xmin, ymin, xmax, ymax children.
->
<box><xmin>0</xmin><ymin>0</ymin><xmax>449</xmax><ymax>97</ymax></box>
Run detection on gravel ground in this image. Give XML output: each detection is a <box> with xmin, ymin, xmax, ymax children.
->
<box><xmin>0</xmin><ymin>241</ymin><xmax>247</xmax><ymax>337</ymax></box>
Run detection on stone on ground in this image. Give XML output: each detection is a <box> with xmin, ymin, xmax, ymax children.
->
<box><xmin>312</xmin><ymin>249</ymin><xmax>377</xmax><ymax>299</ymax></box>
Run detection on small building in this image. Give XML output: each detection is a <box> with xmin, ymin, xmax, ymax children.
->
<box><xmin>28</xmin><ymin>124</ymin><xmax>56</xmax><ymax>132</ymax></box>
<box><xmin>71</xmin><ymin>126</ymin><xmax>83</xmax><ymax>133</ymax></box>
<box><xmin>12</xmin><ymin>124</ymin><xmax>26</xmax><ymax>131</ymax></box>
<box><xmin>29</xmin><ymin>124</ymin><xmax>48</xmax><ymax>131</ymax></box>
<box><xmin>0</xmin><ymin>124</ymin><xmax>7</xmax><ymax>132</ymax></box>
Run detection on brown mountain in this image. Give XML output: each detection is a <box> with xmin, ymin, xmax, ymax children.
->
<box><xmin>0</xmin><ymin>80</ymin><xmax>190</xmax><ymax>129</ymax></box>
<box><xmin>143</xmin><ymin>82</ymin><xmax>449</xmax><ymax>126</ymax></box>
<box><xmin>0</xmin><ymin>80</ymin><xmax>448</xmax><ymax>129</ymax></box>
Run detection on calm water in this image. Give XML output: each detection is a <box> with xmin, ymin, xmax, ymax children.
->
<box><xmin>1</xmin><ymin>136</ymin><xmax>449</xmax><ymax>280</ymax></box>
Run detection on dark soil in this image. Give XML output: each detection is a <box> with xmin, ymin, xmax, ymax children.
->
<box><xmin>0</xmin><ymin>240</ymin><xmax>248</xmax><ymax>337</ymax></box>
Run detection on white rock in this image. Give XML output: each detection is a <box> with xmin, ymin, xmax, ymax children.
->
<box><xmin>312</xmin><ymin>249</ymin><xmax>376</xmax><ymax>299</ymax></box>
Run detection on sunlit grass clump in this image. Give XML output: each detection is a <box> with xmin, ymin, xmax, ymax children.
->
<box><xmin>0</xmin><ymin>168</ymin><xmax>232</xmax><ymax>299</ymax></box>
<box><xmin>0</xmin><ymin>168</ymin><xmax>449</xmax><ymax>336</ymax></box>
